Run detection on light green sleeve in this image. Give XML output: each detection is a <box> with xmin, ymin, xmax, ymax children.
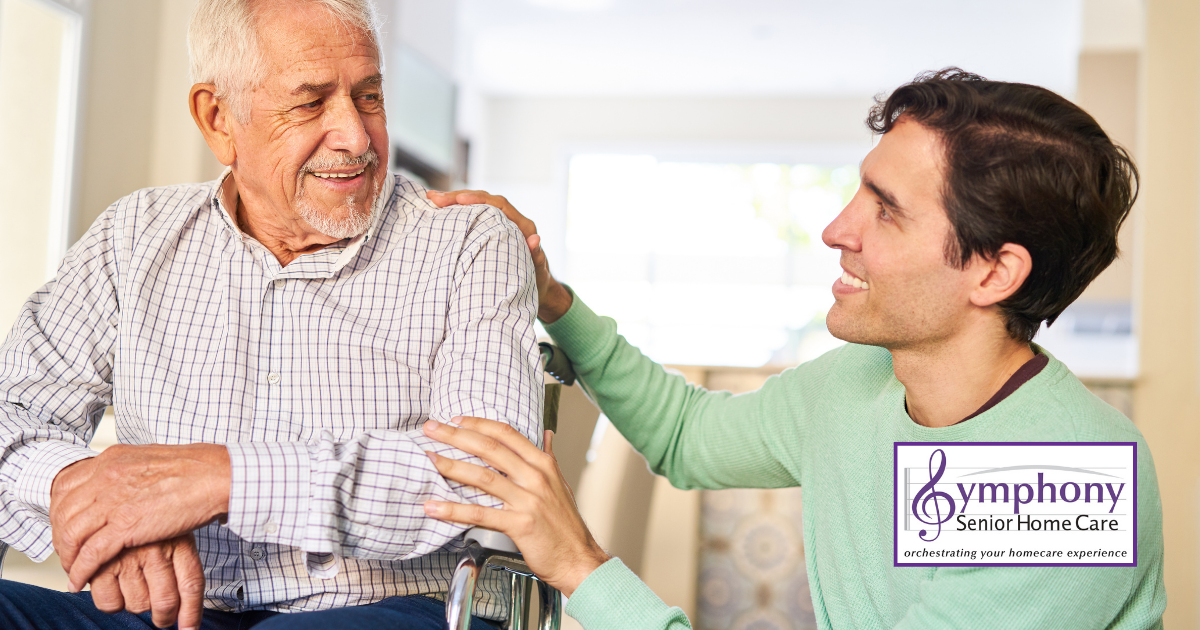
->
<box><xmin>893</xmin><ymin>565</ymin><xmax>1162</xmax><ymax>630</ymax></box>
<box><xmin>565</xmin><ymin>558</ymin><xmax>692</xmax><ymax>630</ymax></box>
<box><xmin>544</xmin><ymin>294</ymin><xmax>832</xmax><ymax>490</ymax></box>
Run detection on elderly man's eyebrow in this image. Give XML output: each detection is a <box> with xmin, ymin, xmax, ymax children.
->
<box><xmin>291</xmin><ymin>80</ymin><xmax>337</xmax><ymax>97</ymax></box>
<box><xmin>355</xmin><ymin>74</ymin><xmax>383</xmax><ymax>89</ymax></box>
<box><xmin>290</xmin><ymin>74</ymin><xmax>383</xmax><ymax>98</ymax></box>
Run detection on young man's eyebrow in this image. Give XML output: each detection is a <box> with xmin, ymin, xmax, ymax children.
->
<box><xmin>863</xmin><ymin>177</ymin><xmax>905</xmax><ymax>214</ymax></box>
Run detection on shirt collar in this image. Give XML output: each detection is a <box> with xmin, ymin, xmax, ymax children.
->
<box><xmin>211</xmin><ymin>167</ymin><xmax>395</xmax><ymax>274</ymax></box>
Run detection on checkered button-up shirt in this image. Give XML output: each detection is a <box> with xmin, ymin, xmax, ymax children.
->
<box><xmin>0</xmin><ymin>170</ymin><xmax>543</xmax><ymax>617</ymax></box>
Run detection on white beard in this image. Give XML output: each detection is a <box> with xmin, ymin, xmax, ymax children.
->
<box><xmin>294</xmin><ymin>147</ymin><xmax>381</xmax><ymax>239</ymax></box>
<box><xmin>296</xmin><ymin>189</ymin><xmax>377</xmax><ymax>240</ymax></box>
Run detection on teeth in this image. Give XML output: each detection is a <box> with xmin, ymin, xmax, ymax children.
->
<box><xmin>840</xmin><ymin>271</ymin><xmax>868</xmax><ymax>290</ymax></box>
<box><xmin>312</xmin><ymin>168</ymin><xmax>366</xmax><ymax>179</ymax></box>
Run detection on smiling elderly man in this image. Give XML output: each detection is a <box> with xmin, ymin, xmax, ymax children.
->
<box><xmin>0</xmin><ymin>1</ymin><xmax>540</xmax><ymax>629</ymax></box>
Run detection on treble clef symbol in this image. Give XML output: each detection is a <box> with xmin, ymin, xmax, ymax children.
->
<box><xmin>911</xmin><ymin>449</ymin><xmax>955</xmax><ymax>542</ymax></box>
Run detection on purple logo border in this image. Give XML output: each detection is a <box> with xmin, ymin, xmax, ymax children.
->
<box><xmin>893</xmin><ymin>441</ymin><xmax>1138</xmax><ymax>568</ymax></box>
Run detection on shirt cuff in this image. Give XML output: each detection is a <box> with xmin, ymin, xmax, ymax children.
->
<box><xmin>14</xmin><ymin>440</ymin><xmax>98</xmax><ymax>518</ymax></box>
<box><xmin>225</xmin><ymin>442</ymin><xmax>311</xmax><ymax>547</ymax></box>
<box><xmin>565</xmin><ymin>558</ymin><xmax>690</xmax><ymax>630</ymax></box>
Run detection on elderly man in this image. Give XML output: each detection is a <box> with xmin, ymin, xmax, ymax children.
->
<box><xmin>0</xmin><ymin>1</ymin><xmax>540</xmax><ymax>629</ymax></box>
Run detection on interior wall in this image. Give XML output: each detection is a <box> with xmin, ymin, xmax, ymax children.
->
<box><xmin>391</xmin><ymin>0</ymin><xmax>457</xmax><ymax>74</ymax></box>
<box><xmin>0</xmin><ymin>0</ymin><xmax>66</xmax><ymax>321</ymax></box>
<box><xmin>71</xmin><ymin>0</ymin><xmax>160</xmax><ymax>241</ymax></box>
<box><xmin>148</xmin><ymin>0</ymin><xmax>224</xmax><ymax>190</ymax></box>
<box><xmin>1134</xmin><ymin>0</ymin><xmax>1200</xmax><ymax>625</ymax></box>
<box><xmin>1074</xmin><ymin>51</ymin><xmax>1139</xmax><ymax>303</ymax></box>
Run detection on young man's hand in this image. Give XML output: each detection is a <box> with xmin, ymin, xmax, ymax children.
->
<box><xmin>421</xmin><ymin>417</ymin><xmax>610</xmax><ymax>597</ymax></box>
<box><xmin>427</xmin><ymin>190</ymin><xmax>573</xmax><ymax>323</ymax></box>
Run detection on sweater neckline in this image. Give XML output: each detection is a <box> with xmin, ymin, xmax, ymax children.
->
<box><xmin>891</xmin><ymin>346</ymin><xmax>1067</xmax><ymax>441</ymax></box>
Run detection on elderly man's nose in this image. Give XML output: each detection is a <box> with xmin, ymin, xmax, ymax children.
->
<box><xmin>324</xmin><ymin>99</ymin><xmax>371</xmax><ymax>155</ymax></box>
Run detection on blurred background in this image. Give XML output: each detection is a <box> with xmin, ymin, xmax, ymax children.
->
<box><xmin>0</xmin><ymin>0</ymin><xmax>1196</xmax><ymax>628</ymax></box>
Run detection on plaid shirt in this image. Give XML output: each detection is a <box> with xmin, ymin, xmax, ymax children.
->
<box><xmin>0</xmin><ymin>170</ymin><xmax>542</xmax><ymax>617</ymax></box>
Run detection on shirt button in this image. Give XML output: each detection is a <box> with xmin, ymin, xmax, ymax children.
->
<box><xmin>250</xmin><ymin>547</ymin><xmax>265</xmax><ymax>561</ymax></box>
<box><xmin>264</xmin><ymin>521</ymin><xmax>278</xmax><ymax>535</ymax></box>
<box><xmin>267</xmin><ymin>373</ymin><xmax>280</xmax><ymax>385</ymax></box>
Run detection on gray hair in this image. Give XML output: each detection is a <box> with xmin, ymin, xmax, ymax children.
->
<box><xmin>188</xmin><ymin>0</ymin><xmax>384</xmax><ymax>123</ymax></box>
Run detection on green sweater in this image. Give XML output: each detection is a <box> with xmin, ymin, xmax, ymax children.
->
<box><xmin>547</xmin><ymin>296</ymin><xmax>1166</xmax><ymax>630</ymax></box>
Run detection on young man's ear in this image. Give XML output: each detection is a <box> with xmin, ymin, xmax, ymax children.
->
<box><xmin>970</xmin><ymin>243</ymin><xmax>1032</xmax><ymax>308</ymax></box>
<box><xmin>190</xmin><ymin>84</ymin><xmax>237</xmax><ymax>166</ymax></box>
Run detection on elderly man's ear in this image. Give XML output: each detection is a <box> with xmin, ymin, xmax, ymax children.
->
<box><xmin>190</xmin><ymin>83</ymin><xmax>237</xmax><ymax>166</ymax></box>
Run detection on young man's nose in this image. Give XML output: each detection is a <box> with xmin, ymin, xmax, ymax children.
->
<box><xmin>822</xmin><ymin>202</ymin><xmax>863</xmax><ymax>252</ymax></box>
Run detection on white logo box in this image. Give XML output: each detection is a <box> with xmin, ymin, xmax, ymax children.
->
<box><xmin>893</xmin><ymin>442</ymin><xmax>1137</xmax><ymax>567</ymax></box>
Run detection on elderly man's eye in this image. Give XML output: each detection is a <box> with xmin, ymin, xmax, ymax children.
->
<box><xmin>299</xmin><ymin>99</ymin><xmax>322</xmax><ymax>110</ymax></box>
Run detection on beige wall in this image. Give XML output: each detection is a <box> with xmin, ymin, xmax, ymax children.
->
<box><xmin>1135</xmin><ymin>0</ymin><xmax>1200</xmax><ymax>626</ymax></box>
<box><xmin>0</xmin><ymin>0</ymin><xmax>65</xmax><ymax>321</ymax></box>
<box><xmin>1075</xmin><ymin>51</ymin><xmax>1139</xmax><ymax>303</ymax></box>
<box><xmin>71</xmin><ymin>0</ymin><xmax>220</xmax><ymax>244</ymax></box>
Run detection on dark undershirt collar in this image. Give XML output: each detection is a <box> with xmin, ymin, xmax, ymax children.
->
<box><xmin>903</xmin><ymin>349</ymin><xmax>1049</xmax><ymax>426</ymax></box>
<box><xmin>958</xmin><ymin>350</ymin><xmax>1049</xmax><ymax>424</ymax></box>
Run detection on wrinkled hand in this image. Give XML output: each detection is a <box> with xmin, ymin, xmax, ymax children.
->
<box><xmin>88</xmin><ymin>533</ymin><xmax>204</xmax><ymax>630</ymax></box>
<box><xmin>421</xmin><ymin>417</ymin><xmax>609</xmax><ymax>597</ymax></box>
<box><xmin>50</xmin><ymin>444</ymin><xmax>230</xmax><ymax>592</ymax></box>
<box><xmin>426</xmin><ymin>190</ymin><xmax>573</xmax><ymax>322</ymax></box>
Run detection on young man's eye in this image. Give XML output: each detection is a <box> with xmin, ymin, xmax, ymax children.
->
<box><xmin>877</xmin><ymin>203</ymin><xmax>891</xmax><ymax>220</ymax></box>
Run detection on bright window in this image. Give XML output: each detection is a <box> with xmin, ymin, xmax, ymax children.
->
<box><xmin>563</xmin><ymin>154</ymin><xmax>858</xmax><ymax>367</ymax></box>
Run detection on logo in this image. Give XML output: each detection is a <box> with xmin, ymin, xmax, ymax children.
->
<box><xmin>894</xmin><ymin>442</ymin><xmax>1137</xmax><ymax>567</ymax></box>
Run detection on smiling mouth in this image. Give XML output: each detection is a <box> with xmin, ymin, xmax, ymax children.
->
<box><xmin>840</xmin><ymin>271</ymin><xmax>869</xmax><ymax>290</ymax></box>
<box><xmin>310</xmin><ymin>167</ymin><xmax>367</xmax><ymax>180</ymax></box>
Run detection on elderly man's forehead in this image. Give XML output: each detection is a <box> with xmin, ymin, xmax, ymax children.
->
<box><xmin>254</xmin><ymin>0</ymin><xmax>379</xmax><ymax>61</ymax></box>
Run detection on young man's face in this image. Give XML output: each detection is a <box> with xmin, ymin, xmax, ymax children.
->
<box><xmin>821</xmin><ymin>117</ymin><xmax>980</xmax><ymax>351</ymax></box>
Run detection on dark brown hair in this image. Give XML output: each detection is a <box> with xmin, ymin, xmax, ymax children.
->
<box><xmin>867</xmin><ymin>68</ymin><xmax>1137</xmax><ymax>343</ymax></box>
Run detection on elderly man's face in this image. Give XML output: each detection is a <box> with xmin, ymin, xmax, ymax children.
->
<box><xmin>229</xmin><ymin>1</ymin><xmax>388</xmax><ymax>240</ymax></box>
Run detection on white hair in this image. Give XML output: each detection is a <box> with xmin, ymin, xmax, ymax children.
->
<box><xmin>188</xmin><ymin>0</ymin><xmax>384</xmax><ymax>123</ymax></box>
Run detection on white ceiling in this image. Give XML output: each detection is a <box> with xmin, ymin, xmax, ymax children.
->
<box><xmin>458</xmin><ymin>0</ymin><xmax>1090</xmax><ymax>98</ymax></box>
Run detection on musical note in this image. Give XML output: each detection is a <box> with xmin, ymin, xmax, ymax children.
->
<box><xmin>911</xmin><ymin>449</ymin><xmax>956</xmax><ymax>542</ymax></box>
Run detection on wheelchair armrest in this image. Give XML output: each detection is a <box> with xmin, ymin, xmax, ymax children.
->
<box><xmin>447</xmin><ymin>529</ymin><xmax>561</xmax><ymax>630</ymax></box>
<box><xmin>465</xmin><ymin>527</ymin><xmax>518</xmax><ymax>554</ymax></box>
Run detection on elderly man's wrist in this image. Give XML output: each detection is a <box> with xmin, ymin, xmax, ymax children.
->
<box><xmin>538</xmin><ymin>282</ymin><xmax>573</xmax><ymax>323</ymax></box>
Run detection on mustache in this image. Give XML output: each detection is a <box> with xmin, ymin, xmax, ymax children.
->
<box><xmin>301</xmin><ymin>148</ymin><xmax>380</xmax><ymax>175</ymax></box>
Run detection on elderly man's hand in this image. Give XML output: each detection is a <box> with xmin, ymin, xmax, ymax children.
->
<box><xmin>50</xmin><ymin>443</ymin><xmax>230</xmax><ymax>593</ymax></box>
<box><xmin>426</xmin><ymin>190</ymin><xmax>573</xmax><ymax>323</ymax></box>
<box><xmin>88</xmin><ymin>533</ymin><xmax>204</xmax><ymax>630</ymax></box>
